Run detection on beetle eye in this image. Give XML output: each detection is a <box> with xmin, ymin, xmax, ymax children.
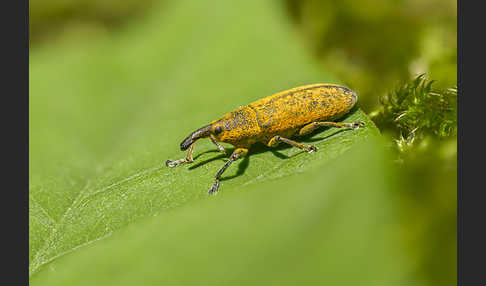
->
<box><xmin>214</xmin><ymin>126</ymin><xmax>223</xmax><ymax>135</ymax></box>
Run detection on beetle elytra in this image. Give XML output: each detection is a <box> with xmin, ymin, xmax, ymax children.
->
<box><xmin>166</xmin><ymin>83</ymin><xmax>365</xmax><ymax>194</ymax></box>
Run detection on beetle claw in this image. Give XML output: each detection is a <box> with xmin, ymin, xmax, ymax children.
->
<box><xmin>165</xmin><ymin>160</ymin><xmax>176</xmax><ymax>167</ymax></box>
<box><xmin>307</xmin><ymin>145</ymin><xmax>318</xmax><ymax>153</ymax></box>
<box><xmin>208</xmin><ymin>180</ymin><xmax>220</xmax><ymax>195</ymax></box>
<box><xmin>352</xmin><ymin>121</ymin><xmax>365</xmax><ymax>130</ymax></box>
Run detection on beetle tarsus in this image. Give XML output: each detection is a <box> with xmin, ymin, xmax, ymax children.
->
<box><xmin>166</xmin><ymin>143</ymin><xmax>196</xmax><ymax>167</ymax></box>
<box><xmin>208</xmin><ymin>179</ymin><xmax>220</xmax><ymax>195</ymax></box>
<box><xmin>307</xmin><ymin>145</ymin><xmax>318</xmax><ymax>153</ymax></box>
<box><xmin>165</xmin><ymin>159</ymin><xmax>176</xmax><ymax>167</ymax></box>
<box><xmin>165</xmin><ymin>158</ymin><xmax>192</xmax><ymax>168</ymax></box>
<box><xmin>351</xmin><ymin>121</ymin><xmax>365</xmax><ymax>130</ymax></box>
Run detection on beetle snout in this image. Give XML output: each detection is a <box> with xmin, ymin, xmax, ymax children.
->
<box><xmin>180</xmin><ymin>137</ymin><xmax>194</xmax><ymax>150</ymax></box>
<box><xmin>179</xmin><ymin>125</ymin><xmax>211</xmax><ymax>150</ymax></box>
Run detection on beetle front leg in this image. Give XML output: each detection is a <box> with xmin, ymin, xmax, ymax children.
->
<box><xmin>267</xmin><ymin>136</ymin><xmax>317</xmax><ymax>153</ymax></box>
<box><xmin>208</xmin><ymin>147</ymin><xmax>248</xmax><ymax>195</ymax></box>
<box><xmin>298</xmin><ymin>121</ymin><xmax>365</xmax><ymax>136</ymax></box>
<box><xmin>165</xmin><ymin>143</ymin><xmax>196</xmax><ymax>167</ymax></box>
<box><xmin>210</xmin><ymin>134</ymin><xmax>227</xmax><ymax>155</ymax></box>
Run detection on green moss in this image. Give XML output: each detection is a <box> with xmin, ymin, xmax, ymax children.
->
<box><xmin>371</xmin><ymin>74</ymin><xmax>457</xmax><ymax>154</ymax></box>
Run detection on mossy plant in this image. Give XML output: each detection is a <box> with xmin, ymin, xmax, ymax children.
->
<box><xmin>371</xmin><ymin>74</ymin><xmax>457</xmax><ymax>157</ymax></box>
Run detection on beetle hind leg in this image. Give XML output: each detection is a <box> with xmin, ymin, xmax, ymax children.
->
<box><xmin>299</xmin><ymin>121</ymin><xmax>365</xmax><ymax>136</ymax></box>
<box><xmin>267</xmin><ymin>136</ymin><xmax>317</xmax><ymax>153</ymax></box>
<box><xmin>165</xmin><ymin>143</ymin><xmax>196</xmax><ymax>167</ymax></box>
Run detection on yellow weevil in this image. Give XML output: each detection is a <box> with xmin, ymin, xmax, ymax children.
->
<box><xmin>166</xmin><ymin>83</ymin><xmax>364</xmax><ymax>194</ymax></box>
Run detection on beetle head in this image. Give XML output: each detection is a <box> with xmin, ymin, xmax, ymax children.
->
<box><xmin>208</xmin><ymin>120</ymin><xmax>232</xmax><ymax>142</ymax></box>
<box><xmin>212</xmin><ymin>123</ymin><xmax>224</xmax><ymax>137</ymax></box>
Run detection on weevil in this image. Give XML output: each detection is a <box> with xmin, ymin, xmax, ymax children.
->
<box><xmin>166</xmin><ymin>83</ymin><xmax>365</xmax><ymax>194</ymax></box>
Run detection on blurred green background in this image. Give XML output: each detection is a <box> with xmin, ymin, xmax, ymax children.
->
<box><xmin>29</xmin><ymin>0</ymin><xmax>456</xmax><ymax>285</ymax></box>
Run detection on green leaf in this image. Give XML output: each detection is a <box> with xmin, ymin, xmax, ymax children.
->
<box><xmin>31</xmin><ymin>138</ymin><xmax>413</xmax><ymax>286</ymax></box>
<box><xmin>30</xmin><ymin>0</ymin><xmax>402</xmax><ymax>283</ymax></box>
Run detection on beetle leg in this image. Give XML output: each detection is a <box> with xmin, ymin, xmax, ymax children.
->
<box><xmin>298</xmin><ymin>121</ymin><xmax>365</xmax><ymax>136</ymax></box>
<box><xmin>267</xmin><ymin>136</ymin><xmax>317</xmax><ymax>153</ymax></box>
<box><xmin>165</xmin><ymin>143</ymin><xmax>196</xmax><ymax>167</ymax></box>
<box><xmin>208</xmin><ymin>147</ymin><xmax>248</xmax><ymax>194</ymax></box>
<box><xmin>210</xmin><ymin>134</ymin><xmax>227</xmax><ymax>154</ymax></box>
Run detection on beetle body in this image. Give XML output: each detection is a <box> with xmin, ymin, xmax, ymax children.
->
<box><xmin>167</xmin><ymin>83</ymin><xmax>363</xmax><ymax>194</ymax></box>
<box><xmin>210</xmin><ymin>84</ymin><xmax>357</xmax><ymax>148</ymax></box>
